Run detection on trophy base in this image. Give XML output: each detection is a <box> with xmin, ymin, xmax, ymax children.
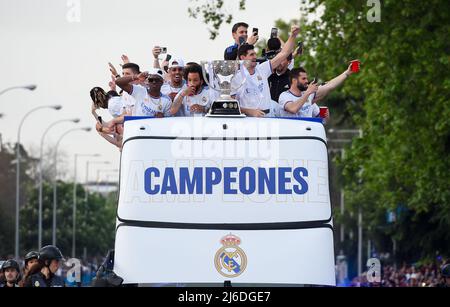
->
<box><xmin>206</xmin><ymin>114</ymin><xmax>247</xmax><ymax>118</ymax></box>
<box><xmin>206</xmin><ymin>99</ymin><xmax>246</xmax><ymax>118</ymax></box>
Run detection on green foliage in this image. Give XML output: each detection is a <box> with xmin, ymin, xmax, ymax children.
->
<box><xmin>0</xmin><ymin>144</ymin><xmax>34</xmax><ymax>257</ymax></box>
<box><xmin>299</xmin><ymin>0</ymin><xmax>450</xmax><ymax>260</ymax></box>
<box><xmin>19</xmin><ymin>181</ymin><xmax>116</xmax><ymax>258</ymax></box>
<box><xmin>188</xmin><ymin>0</ymin><xmax>246</xmax><ymax>39</ymax></box>
<box><xmin>189</xmin><ymin>0</ymin><xmax>450</xmax><ymax>261</ymax></box>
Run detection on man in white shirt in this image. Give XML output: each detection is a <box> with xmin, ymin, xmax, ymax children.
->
<box><xmin>107</xmin><ymin>68</ymin><xmax>172</xmax><ymax>129</ymax></box>
<box><xmin>279</xmin><ymin>63</ymin><xmax>357</xmax><ymax>118</ymax></box>
<box><xmin>231</xmin><ymin>25</ymin><xmax>300</xmax><ymax>117</ymax></box>
<box><xmin>170</xmin><ymin>64</ymin><xmax>217</xmax><ymax>116</ymax></box>
<box><xmin>161</xmin><ymin>58</ymin><xmax>187</xmax><ymax>101</ymax></box>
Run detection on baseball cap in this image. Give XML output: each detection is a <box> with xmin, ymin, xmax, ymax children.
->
<box><xmin>168</xmin><ymin>58</ymin><xmax>185</xmax><ymax>69</ymax></box>
<box><xmin>147</xmin><ymin>68</ymin><xmax>164</xmax><ymax>80</ymax></box>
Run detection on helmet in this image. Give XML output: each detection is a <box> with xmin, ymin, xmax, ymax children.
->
<box><xmin>24</xmin><ymin>251</ymin><xmax>39</xmax><ymax>263</ymax></box>
<box><xmin>39</xmin><ymin>245</ymin><xmax>64</xmax><ymax>262</ymax></box>
<box><xmin>1</xmin><ymin>259</ymin><xmax>20</xmax><ymax>273</ymax></box>
<box><xmin>442</xmin><ymin>264</ymin><xmax>450</xmax><ymax>278</ymax></box>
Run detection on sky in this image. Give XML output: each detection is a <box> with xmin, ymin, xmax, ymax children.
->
<box><xmin>0</xmin><ymin>0</ymin><xmax>302</xmax><ymax>183</ymax></box>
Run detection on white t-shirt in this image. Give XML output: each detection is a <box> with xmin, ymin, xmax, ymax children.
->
<box><xmin>107</xmin><ymin>97</ymin><xmax>126</xmax><ymax>118</ymax></box>
<box><xmin>231</xmin><ymin>61</ymin><xmax>273</xmax><ymax>111</ymax></box>
<box><xmin>120</xmin><ymin>91</ymin><xmax>136</xmax><ymax>115</ymax></box>
<box><xmin>130</xmin><ymin>85</ymin><xmax>172</xmax><ymax>117</ymax></box>
<box><xmin>174</xmin><ymin>86</ymin><xmax>217</xmax><ymax>117</ymax></box>
<box><xmin>278</xmin><ymin>90</ymin><xmax>320</xmax><ymax>118</ymax></box>
<box><xmin>161</xmin><ymin>81</ymin><xmax>187</xmax><ymax>98</ymax></box>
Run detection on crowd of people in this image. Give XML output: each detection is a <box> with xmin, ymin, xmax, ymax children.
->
<box><xmin>349</xmin><ymin>262</ymin><xmax>450</xmax><ymax>287</ymax></box>
<box><xmin>90</xmin><ymin>22</ymin><xmax>359</xmax><ymax>150</ymax></box>
<box><xmin>0</xmin><ymin>246</ymin><xmax>107</xmax><ymax>287</ymax></box>
<box><xmin>2</xmin><ymin>245</ymin><xmax>449</xmax><ymax>287</ymax></box>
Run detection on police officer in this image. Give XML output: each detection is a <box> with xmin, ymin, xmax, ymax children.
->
<box><xmin>24</xmin><ymin>251</ymin><xmax>39</xmax><ymax>271</ymax></box>
<box><xmin>26</xmin><ymin>245</ymin><xmax>65</xmax><ymax>287</ymax></box>
<box><xmin>0</xmin><ymin>259</ymin><xmax>20</xmax><ymax>287</ymax></box>
<box><xmin>438</xmin><ymin>263</ymin><xmax>450</xmax><ymax>288</ymax></box>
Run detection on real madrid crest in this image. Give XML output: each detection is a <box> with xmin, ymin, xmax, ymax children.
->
<box><xmin>214</xmin><ymin>234</ymin><xmax>247</xmax><ymax>278</ymax></box>
<box><xmin>202</xmin><ymin>96</ymin><xmax>207</xmax><ymax>103</ymax></box>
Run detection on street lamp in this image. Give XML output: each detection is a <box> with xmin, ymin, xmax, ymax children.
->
<box><xmin>85</xmin><ymin>160</ymin><xmax>109</xmax><ymax>201</ymax></box>
<box><xmin>72</xmin><ymin>153</ymin><xmax>100</xmax><ymax>257</ymax></box>
<box><xmin>15</xmin><ymin>104</ymin><xmax>61</xmax><ymax>259</ymax></box>
<box><xmin>51</xmin><ymin>127</ymin><xmax>91</xmax><ymax>249</ymax></box>
<box><xmin>0</xmin><ymin>84</ymin><xmax>37</xmax><ymax>96</ymax></box>
<box><xmin>38</xmin><ymin>118</ymin><xmax>80</xmax><ymax>248</ymax></box>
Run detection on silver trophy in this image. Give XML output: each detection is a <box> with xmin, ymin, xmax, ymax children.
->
<box><xmin>201</xmin><ymin>60</ymin><xmax>247</xmax><ymax>117</ymax></box>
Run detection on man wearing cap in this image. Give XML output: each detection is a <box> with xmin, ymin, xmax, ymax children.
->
<box><xmin>108</xmin><ymin>69</ymin><xmax>172</xmax><ymax>130</ymax></box>
<box><xmin>161</xmin><ymin>58</ymin><xmax>187</xmax><ymax>102</ymax></box>
<box><xmin>0</xmin><ymin>259</ymin><xmax>20</xmax><ymax>287</ymax></box>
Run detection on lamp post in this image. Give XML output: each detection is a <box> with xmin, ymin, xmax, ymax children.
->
<box><xmin>15</xmin><ymin>104</ymin><xmax>61</xmax><ymax>258</ymax></box>
<box><xmin>38</xmin><ymin>118</ymin><xmax>80</xmax><ymax>248</ymax></box>
<box><xmin>0</xmin><ymin>84</ymin><xmax>37</xmax><ymax>96</ymax></box>
<box><xmin>52</xmin><ymin>127</ymin><xmax>91</xmax><ymax>248</ymax></box>
<box><xmin>328</xmin><ymin>128</ymin><xmax>363</xmax><ymax>277</ymax></box>
<box><xmin>72</xmin><ymin>153</ymin><xmax>99</xmax><ymax>257</ymax></box>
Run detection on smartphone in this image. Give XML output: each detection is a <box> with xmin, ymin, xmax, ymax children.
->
<box><xmin>297</xmin><ymin>41</ymin><xmax>303</xmax><ymax>56</ymax></box>
<box><xmin>252</xmin><ymin>27</ymin><xmax>258</xmax><ymax>36</ymax></box>
<box><xmin>97</xmin><ymin>116</ymin><xmax>103</xmax><ymax>124</ymax></box>
<box><xmin>161</xmin><ymin>47</ymin><xmax>167</xmax><ymax>54</ymax></box>
<box><xmin>262</xmin><ymin>109</ymin><xmax>270</xmax><ymax>114</ymax></box>
<box><xmin>238</xmin><ymin>36</ymin><xmax>246</xmax><ymax>45</ymax></box>
<box><xmin>165</xmin><ymin>54</ymin><xmax>172</xmax><ymax>61</ymax></box>
<box><xmin>270</xmin><ymin>27</ymin><xmax>278</xmax><ymax>38</ymax></box>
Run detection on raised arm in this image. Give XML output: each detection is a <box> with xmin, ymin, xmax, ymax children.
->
<box><xmin>270</xmin><ymin>25</ymin><xmax>300</xmax><ymax>72</ymax></box>
<box><xmin>314</xmin><ymin>61</ymin><xmax>356</xmax><ymax>102</ymax></box>
<box><xmin>170</xmin><ymin>86</ymin><xmax>195</xmax><ymax>115</ymax></box>
<box><xmin>152</xmin><ymin>46</ymin><xmax>162</xmax><ymax>69</ymax></box>
<box><xmin>115</xmin><ymin>71</ymin><xmax>148</xmax><ymax>95</ymax></box>
<box><xmin>284</xmin><ymin>83</ymin><xmax>318</xmax><ymax>114</ymax></box>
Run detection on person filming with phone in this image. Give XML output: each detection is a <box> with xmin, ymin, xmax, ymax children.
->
<box><xmin>231</xmin><ymin>25</ymin><xmax>300</xmax><ymax>117</ymax></box>
<box><xmin>278</xmin><ymin>60</ymin><xmax>359</xmax><ymax>119</ymax></box>
<box><xmin>224</xmin><ymin>22</ymin><xmax>259</xmax><ymax>60</ymax></box>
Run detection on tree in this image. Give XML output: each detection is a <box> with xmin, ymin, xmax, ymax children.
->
<box><xmin>0</xmin><ymin>143</ymin><xmax>34</xmax><ymax>257</ymax></box>
<box><xmin>300</xmin><ymin>0</ymin><xmax>450</xmax><ymax>261</ymax></box>
<box><xmin>188</xmin><ymin>0</ymin><xmax>246</xmax><ymax>39</ymax></box>
<box><xmin>19</xmin><ymin>181</ymin><xmax>116</xmax><ymax>259</ymax></box>
<box><xmin>189</xmin><ymin>0</ymin><xmax>450</xmax><ymax>261</ymax></box>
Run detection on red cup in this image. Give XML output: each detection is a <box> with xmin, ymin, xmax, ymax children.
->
<box><xmin>319</xmin><ymin>106</ymin><xmax>328</xmax><ymax>118</ymax></box>
<box><xmin>351</xmin><ymin>60</ymin><xmax>360</xmax><ymax>73</ymax></box>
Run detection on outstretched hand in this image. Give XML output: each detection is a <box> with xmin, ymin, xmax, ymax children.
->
<box><xmin>290</xmin><ymin>25</ymin><xmax>300</xmax><ymax>37</ymax></box>
<box><xmin>121</xmin><ymin>54</ymin><xmax>130</xmax><ymax>64</ymax></box>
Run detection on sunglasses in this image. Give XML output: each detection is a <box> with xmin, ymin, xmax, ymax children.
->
<box><xmin>147</xmin><ymin>78</ymin><xmax>162</xmax><ymax>83</ymax></box>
